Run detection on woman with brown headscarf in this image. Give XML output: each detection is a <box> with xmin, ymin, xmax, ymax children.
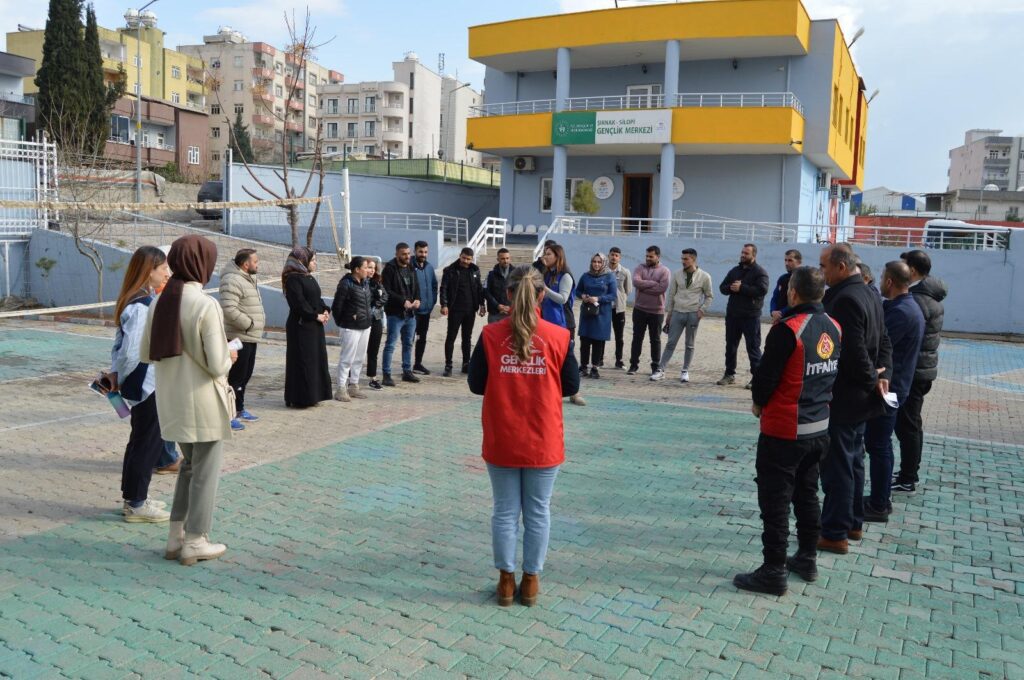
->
<box><xmin>141</xmin><ymin>234</ymin><xmax>236</xmax><ymax>566</ymax></box>
<box><xmin>282</xmin><ymin>246</ymin><xmax>333</xmax><ymax>407</ymax></box>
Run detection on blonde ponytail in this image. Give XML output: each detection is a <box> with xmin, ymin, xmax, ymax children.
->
<box><xmin>507</xmin><ymin>265</ymin><xmax>543</xmax><ymax>362</ymax></box>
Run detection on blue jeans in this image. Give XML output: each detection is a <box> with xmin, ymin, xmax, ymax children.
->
<box><xmin>820</xmin><ymin>420</ymin><xmax>866</xmax><ymax>540</ymax></box>
<box><xmin>156</xmin><ymin>440</ymin><xmax>179</xmax><ymax>468</ymax></box>
<box><xmin>486</xmin><ymin>463</ymin><xmax>560</xmax><ymax>574</ymax></box>
<box><xmin>383</xmin><ymin>315</ymin><xmax>416</xmax><ymax>375</ymax></box>
<box><xmin>864</xmin><ymin>408</ymin><xmax>898</xmax><ymax>510</ymax></box>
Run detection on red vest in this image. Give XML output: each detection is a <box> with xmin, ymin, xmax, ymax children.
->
<box><xmin>479</xmin><ymin>315</ymin><xmax>570</xmax><ymax>468</ymax></box>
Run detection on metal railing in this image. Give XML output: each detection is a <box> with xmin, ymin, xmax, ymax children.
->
<box><xmin>850</xmin><ymin>224</ymin><xmax>1012</xmax><ymax>251</ymax></box>
<box><xmin>467</xmin><ymin>217</ymin><xmax>508</xmax><ymax>258</ymax></box>
<box><xmin>0</xmin><ymin>137</ymin><xmax>58</xmax><ymax>237</ymax></box>
<box><xmin>541</xmin><ymin>215</ymin><xmax>797</xmax><ymax>244</ymax></box>
<box><xmin>226</xmin><ymin>207</ymin><xmax>470</xmax><ymax>244</ymax></box>
<box><xmin>530</xmin><ymin>214</ymin><xmax>1013</xmax><ymax>252</ymax></box>
<box><xmin>471</xmin><ymin>91</ymin><xmax>804</xmax><ymax>117</ymax></box>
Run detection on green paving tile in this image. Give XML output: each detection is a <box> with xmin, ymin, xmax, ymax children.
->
<box><xmin>0</xmin><ymin>397</ymin><xmax>1020</xmax><ymax>679</ymax></box>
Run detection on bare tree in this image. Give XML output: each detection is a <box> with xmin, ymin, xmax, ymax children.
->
<box><xmin>48</xmin><ymin>101</ymin><xmax>135</xmax><ymax>312</ymax></box>
<box><xmin>212</xmin><ymin>9</ymin><xmax>334</xmax><ymax>249</ymax></box>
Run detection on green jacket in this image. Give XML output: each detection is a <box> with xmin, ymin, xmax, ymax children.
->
<box><xmin>219</xmin><ymin>261</ymin><xmax>265</xmax><ymax>343</ymax></box>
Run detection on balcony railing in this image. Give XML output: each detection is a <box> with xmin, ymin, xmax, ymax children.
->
<box><xmin>471</xmin><ymin>91</ymin><xmax>805</xmax><ymax>117</ymax></box>
<box><xmin>252</xmin><ymin>114</ymin><xmax>274</xmax><ymax>126</ymax></box>
<box><xmin>0</xmin><ymin>93</ymin><xmax>33</xmax><ymax>106</ymax></box>
<box><xmin>252</xmin><ymin>67</ymin><xmax>273</xmax><ymax>81</ymax></box>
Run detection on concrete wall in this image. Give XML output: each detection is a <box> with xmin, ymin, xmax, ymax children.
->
<box><xmin>0</xmin><ymin>239</ymin><xmax>29</xmax><ymax>299</ymax></box>
<box><xmin>228</xmin><ymin>164</ymin><xmax>498</xmax><ymax>239</ymax></box>
<box><xmin>27</xmin><ymin>229</ymin><xmax>136</xmax><ymax>307</ymax></box>
<box><xmin>552</xmin><ymin>232</ymin><xmax>1024</xmax><ymax>334</ymax></box>
<box><xmin>501</xmin><ymin>154</ymin><xmax>798</xmax><ymax>229</ymax></box>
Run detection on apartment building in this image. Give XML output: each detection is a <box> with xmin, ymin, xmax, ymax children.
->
<box><xmin>178</xmin><ymin>27</ymin><xmax>343</xmax><ymax>170</ymax></box>
<box><xmin>467</xmin><ymin>0</ymin><xmax>869</xmax><ymax>229</ymax></box>
<box><xmin>317</xmin><ymin>53</ymin><xmax>483</xmax><ymax>163</ymax></box>
<box><xmin>0</xmin><ymin>50</ymin><xmax>35</xmax><ymax>141</ymax></box>
<box><xmin>7</xmin><ymin>16</ymin><xmax>206</xmax><ymax>110</ymax></box>
<box><xmin>948</xmin><ymin>129</ymin><xmax>1024</xmax><ymax>193</ymax></box>
<box><xmin>6</xmin><ymin>16</ymin><xmax>211</xmax><ymax>178</ymax></box>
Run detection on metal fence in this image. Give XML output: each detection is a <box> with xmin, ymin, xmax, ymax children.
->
<box><xmin>470</xmin><ymin>91</ymin><xmax>805</xmax><ymax>117</ymax></box>
<box><xmin>228</xmin><ymin>206</ymin><xmax>469</xmax><ymax>244</ymax></box>
<box><xmin>547</xmin><ymin>216</ymin><xmax>798</xmax><ymax>242</ymax></box>
<box><xmin>0</xmin><ymin>138</ymin><xmax>58</xmax><ymax>236</ymax></box>
<box><xmin>298</xmin><ymin>157</ymin><xmax>500</xmax><ymax>187</ymax></box>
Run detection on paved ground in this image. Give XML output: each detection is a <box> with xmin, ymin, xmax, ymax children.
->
<box><xmin>1</xmin><ymin>312</ymin><xmax>1022</xmax><ymax>679</ymax></box>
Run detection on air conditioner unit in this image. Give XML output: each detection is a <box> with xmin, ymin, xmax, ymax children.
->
<box><xmin>513</xmin><ymin>156</ymin><xmax>535</xmax><ymax>172</ymax></box>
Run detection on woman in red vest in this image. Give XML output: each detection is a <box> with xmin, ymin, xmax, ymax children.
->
<box><xmin>468</xmin><ymin>265</ymin><xmax>581</xmax><ymax>606</ymax></box>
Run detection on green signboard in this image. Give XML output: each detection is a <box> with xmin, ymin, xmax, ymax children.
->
<box><xmin>551</xmin><ymin>111</ymin><xmax>597</xmax><ymax>145</ymax></box>
<box><xmin>552</xmin><ymin>109</ymin><xmax>672</xmax><ymax>145</ymax></box>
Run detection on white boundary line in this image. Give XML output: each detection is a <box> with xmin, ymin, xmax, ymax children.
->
<box><xmin>0</xmin><ymin>410</ymin><xmax>111</xmax><ymax>433</ymax></box>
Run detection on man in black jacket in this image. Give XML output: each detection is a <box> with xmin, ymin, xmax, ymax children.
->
<box><xmin>381</xmin><ymin>242</ymin><xmax>422</xmax><ymax>386</ymax></box>
<box><xmin>892</xmin><ymin>250</ymin><xmax>948</xmax><ymax>493</ymax></box>
<box><xmin>734</xmin><ymin>266</ymin><xmax>841</xmax><ymax>596</ymax></box>
<box><xmin>484</xmin><ymin>248</ymin><xmax>513</xmax><ymax>324</ymax></box>
<box><xmin>717</xmin><ymin>243</ymin><xmax>770</xmax><ymax>388</ymax></box>
<box><xmin>440</xmin><ymin>247</ymin><xmax>486</xmax><ymax>376</ymax></box>
<box><xmin>817</xmin><ymin>244</ymin><xmax>893</xmax><ymax>555</ymax></box>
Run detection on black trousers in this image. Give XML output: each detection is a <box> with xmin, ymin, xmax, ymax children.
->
<box><xmin>755</xmin><ymin>433</ymin><xmax>829</xmax><ymax>566</ymax></box>
<box><xmin>612</xmin><ymin>311</ymin><xmax>626</xmax><ymax>363</ymax></box>
<box><xmin>724</xmin><ymin>315</ymin><xmax>762</xmax><ymax>376</ymax></box>
<box><xmin>894</xmin><ymin>378</ymin><xmax>933</xmax><ymax>484</ymax></box>
<box><xmin>579</xmin><ymin>337</ymin><xmax>606</xmax><ymax>368</ymax></box>
<box><xmin>414</xmin><ymin>314</ymin><xmax>430</xmax><ymax>366</ymax></box>
<box><xmin>365</xmin><ymin>318</ymin><xmax>383</xmax><ymax>378</ymax></box>
<box><xmin>121</xmin><ymin>393</ymin><xmax>164</xmax><ymax>503</ymax></box>
<box><xmin>444</xmin><ymin>309</ymin><xmax>476</xmax><ymax>366</ymax></box>
<box><xmin>227</xmin><ymin>341</ymin><xmax>257</xmax><ymax>413</ymax></box>
<box><xmin>629</xmin><ymin>308</ymin><xmax>663</xmax><ymax>371</ymax></box>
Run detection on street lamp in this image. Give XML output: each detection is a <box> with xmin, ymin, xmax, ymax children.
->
<box><xmin>125</xmin><ymin>0</ymin><xmax>158</xmax><ymax>205</ymax></box>
<box><xmin>442</xmin><ymin>81</ymin><xmax>471</xmax><ymax>161</ymax></box>
<box><xmin>978</xmin><ymin>183</ymin><xmax>999</xmax><ymax>220</ymax></box>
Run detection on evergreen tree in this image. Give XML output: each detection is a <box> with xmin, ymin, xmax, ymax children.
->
<box><xmin>83</xmin><ymin>4</ymin><xmax>124</xmax><ymax>156</ymax></box>
<box><xmin>228</xmin><ymin>110</ymin><xmax>254</xmax><ymax>163</ymax></box>
<box><xmin>36</xmin><ymin>0</ymin><xmax>87</xmax><ymax>147</ymax></box>
<box><xmin>571</xmin><ymin>180</ymin><xmax>601</xmax><ymax>215</ymax></box>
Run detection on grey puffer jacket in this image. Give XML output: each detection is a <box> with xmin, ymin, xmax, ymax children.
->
<box><xmin>910</xmin><ymin>275</ymin><xmax>947</xmax><ymax>381</ymax></box>
<box><xmin>219</xmin><ymin>261</ymin><xmax>266</xmax><ymax>343</ymax></box>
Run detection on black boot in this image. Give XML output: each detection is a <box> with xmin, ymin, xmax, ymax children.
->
<box><xmin>402</xmin><ymin>370</ymin><xmax>421</xmax><ymax>383</ymax></box>
<box><xmin>461</xmin><ymin>362</ymin><xmax>470</xmax><ymax>374</ymax></box>
<box><xmin>732</xmin><ymin>564</ymin><xmax>788</xmax><ymax>596</ymax></box>
<box><xmin>381</xmin><ymin>373</ymin><xmax>396</xmax><ymax>387</ymax></box>
<box><xmin>785</xmin><ymin>551</ymin><xmax>818</xmax><ymax>582</ymax></box>
<box><xmin>442</xmin><ymin>365</ymin><xmax>453</xmax><ymax>377</ymax></box>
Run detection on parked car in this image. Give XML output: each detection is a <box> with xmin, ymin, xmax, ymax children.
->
<box><xmin>196</xmin><ymin>180</ymin><xmax>223</xmax><ymax>219</ymax></box>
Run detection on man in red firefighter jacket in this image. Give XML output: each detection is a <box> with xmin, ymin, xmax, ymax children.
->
<box><xmin>734</xmin><ymin>265</ymin><xmax>842</xmax><ymax>596</ymax></box>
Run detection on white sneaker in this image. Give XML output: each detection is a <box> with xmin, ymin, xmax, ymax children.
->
<box><xmin>123</xmin><ymin>499</ymin><xmax>166</xmax><ymax>515</ymax></box>
<box><xmin>124</xmin><ymin>499</ymin><xmax>170</xmax><ymax>523</ymax></box>
<box><xmin>650</xmin><ymin>370</ymin><xmax>665</xmax><ymax>381</ymax></box>
<box><xmin>680</xmin><ymin>370</ymin><xmax>690</xmax><ymax>383</ymax></box>
<box><xmin>179</xmin><ymin>533</ymin><xmax>227</xmax><ymax>566</ymax></box>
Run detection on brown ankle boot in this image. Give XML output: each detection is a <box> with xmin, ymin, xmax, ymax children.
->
<box><xmin>497</xmin><ymin>570</ymin><xmax>515</xmax><ymax>606</ymax></box>
<box><xmin>519</xmin><ymin>573</ymin><xmax>540</xmax><ymax>607</ymax></box>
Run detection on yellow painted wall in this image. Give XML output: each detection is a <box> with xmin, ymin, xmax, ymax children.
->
<box><xmin>5</xmin><ymin>31</ymin><xmax>44</xmax><ymax>94</ymax></box>
<box><xmin>468</xmin><ymin>113</ymin><xmax>554</xmax><ymax>150</ymax></box>
<box><xmin>470</xmin><ymin>0</ymin><xmax>810</xmax><ymax>59</ymax></box>
<box><xmin>163</xmin><ymin>49</ymin><xmax>187</xmax><ymax>104</ymax></box>
<box><xmin>468</xmin><ymin>108</ymin><xmax>803</xmax><ymax>152</ymax></box>
<box><xmin>856</xmin><ymin>94</ymin><xmax>869</xmax><ymax>188</ymax></box>
<box><xmin>672</xmin><ymin>108</ymin><xmax>803</xmax><ymax>149</ymax></box>
<box><xmin>826</xmin><ymin>28</ymin><xmax>860</xmax><ymax>180</ymax></box>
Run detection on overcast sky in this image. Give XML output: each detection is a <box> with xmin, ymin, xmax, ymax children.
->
<box><xmin>3</xmin><ymin>0</ymin><xmax>1021</xmax><ymax>194</ymax></box>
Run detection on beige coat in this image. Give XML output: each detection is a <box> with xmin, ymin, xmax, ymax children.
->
<box><xmin>219</xmin><ymin>261</ymin><xmax>265</xmax><ymax>343</ymax></box>
<box><xmin>141</xmin><ymin>282</ymin><xmax>234</xmax><ymax>443</ymax></box>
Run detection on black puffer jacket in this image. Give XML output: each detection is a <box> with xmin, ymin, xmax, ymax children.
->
<box><xmin>719</xmin><ymin>262</ymin><xmax>770</xmax><ymax>319</ymax></box>
<box><xmin>331</xmin><ymin>274</ymin><xmax>373</xmax><ymax>330</ymax></box>
<box><xmin>910</xmin><ymin>275</ymin><xmax>947</xmax><ymax>381</ymax></box>
<box><xmin>368</xmin><ymin>278</ymin><xmax>388</xmax><ymax>322</ymax></box>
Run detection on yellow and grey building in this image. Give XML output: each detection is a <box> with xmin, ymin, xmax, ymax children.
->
<box><xmin>466</xmin><ymin>0</ymin><xmax>867</xmax><ymax>229</ymax></box>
